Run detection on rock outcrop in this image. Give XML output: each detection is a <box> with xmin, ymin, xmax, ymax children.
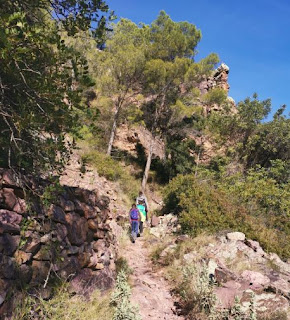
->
<box><xmin>177</xmin><ymin>231</ymin><xmax>290</xmax><ymax>318</ymax></box>
<box><xmin>0</xmin><ymin>168</ymin><xmax>118</xmax><ymax>318</ymax></box>
<box><xmin>198</xmin><ymin>63</ymin><xmax>230</xmax><ymax>95</ymax></box>
<box><xmin>114</xmin><ymin>124</ymin><xmax>165</xmax><ymax>159</ymax></box>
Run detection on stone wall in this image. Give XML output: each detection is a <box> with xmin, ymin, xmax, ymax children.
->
<box><xmin>0</xmin><ymin>169</ymin><xmax>118</xmax><ymax>317</ymax></box>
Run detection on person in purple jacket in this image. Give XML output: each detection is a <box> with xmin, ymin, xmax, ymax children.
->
<box><xmin>129</xmin><ymin>204</ymin><xmax>141</xmax><ymax>243</ymax></box>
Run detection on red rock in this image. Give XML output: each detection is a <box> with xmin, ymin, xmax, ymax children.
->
<box><xmin>215</xmin><ymin>267</ymin><xmax>237</xmax><ymax>284</ymax></box>
<box><xmin>0</xmin><ymin>222</ymin><xmax>20</xmax><ymax>235</ymax></box>
<box><xmin>48</xmin><ymin>205</ymin><xmax>66</xmax><ymax>224</ymax></box>
<box><xmin>15</xmin><ymin>250</ymin><xmax>32</xmax><ymax>264</ymax></box>
<box><xmin>240</xmin><ymin>270</ymin><xmax>270</xmax><ymax>290</ymax></box>
<box><xmin>151</xmin><ymin>215</ymin><xmax>160</xmax><ymax>227</ymax></box>
<box><xmin>2</xmin><ymin>189</ymin><xmax>17</xmax><ymax>211</ymax></box>
<box><xmin>97</xmin><ymin>196</ymin><xmax>110</xmax><ymax>210</ymax></box>
<box><xmin>98</xmin><ymin>223</ymin><xmax>110</xmax><ymax>231</ymax></box>
<box><xmin>66</xmin><ymin>213</ymin><xmax>88</xmax><ymax>246</ymax></box>
<box><xmin>92</xmin><ymin>240</ymin><xmax>107</xmax><ymax>253</ymax></box>
<box><xmin>94</xmin><ymin>230</ymin><xmax>105</xmax><ymax>239</ymax></box>
<box><xmin>59</xmin><ymin>197</ymin><xmax>75</xmax><ymax>212</ymax></box>
<box><xmin>13</xmin><ymin>198</ymin><xmax>27</xmax><ymax>214</ymax></box>
<box><xmin>83</xmin><ymin>204</ymin><xmax>97</xmax><ymax>219</ymax></box>
<box><xmin>214</xmin><ymin>281</ymin><xmax>242</xmax><ymax>308</ymax></box>
<box><xmin>18</xmin><ymin>264</ymin><xmax>32</xmax><ymax>284</ymax></box>
<box><xmin>0</xmin><ymin>254</ymin><xmax>16</xmax><ymax>279</ymax></box>
<box><xmin>54</xmin><ymin>223</ymin><xmax>68</xmax><ymax>242</ymax></box>
<box><xmin>31</xmin><ymin>260</ymin><xmax>51</xmax><ymax>284</ymax></box>
<box><xmin>0</xmin><ymin>234</ymin><xmax>20</xmax><ymax>256</ymax></box>
<box><xmin>56</xmin><ymin>256</ymin><xmax>80</xmax><ymax>278</ymax></box>
<box><xmin>1</xmin><ymin>170</ymin><xmax>17</xmax><ymax>186</ymax></box>
<box><xmin>73</xmin><ymin>199</ymin><xmax>85</xmax><ymax>215</ymax></box>
<box><xmin>245</xmin><ymin>239</ymin><xmax>265</xmax><ymax>255</ymax></box>
<box><xmin>69</xmin><ymin>267</ymin><xmax>114</xmax><ymax>295</ymax></box>
<box><xmin>22</xmin><ymin>235</ymin><xmax>41</xmax><ymax>255</ymax></box>
<box><xmin>88</xmin><ymin>219</ymin><xmax>98</xmax><ymax>231</ymax></box>
<box><xmin>34</xmin><ymin>245</ymin><xmax>52</xmax><ymax>261</ymax></box>
<box><xmin>78</xmin><ymin>252</ymin><xmax>91</xmax><ymax>268</ymax></box>
<box><xmin>0</xmin><ymin>209</ymin><xmax>22</xmax><ymax>225</ymax></box>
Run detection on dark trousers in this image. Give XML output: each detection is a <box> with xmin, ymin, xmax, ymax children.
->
<box><xmin>139</xmin><ymin>221</ymin><xmax>144</xmax><ymax>234</ymax></box>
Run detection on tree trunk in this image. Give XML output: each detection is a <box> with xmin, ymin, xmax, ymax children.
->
<box><xmin>107</xmin><ymin>105</ymin><xmax>120</xmax><ymax>156</ymax></box>
<box><xmin>141</xmin><ymin>140</ymin><xmax>153</xmax><ymax>191</ymax></box>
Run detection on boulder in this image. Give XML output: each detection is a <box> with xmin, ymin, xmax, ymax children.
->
<box><xmin>54</xmin><ymin>223</ymin><xmax>68</xmax><ymax>242</ymax></box>
<box><xmin>240</xmin><ymin>270</ymin><xmax>270</xmax><ymax>290</ymax></box>
<box><xmin>96</xmin><ymin>196</ymin><xmax>110</xmax><ymax>210</ymax></box>
<box><xmin>31</xmin><ymin>260</ymin><xmax>51</xmax><ymax>284</ymax></box>
<box><xmin>66</xmin><ymin>213</ymin><xmax>88</xmax><ymax>246</ymax></box>
<box><xmin>0</xmin><ymin>209</ymin><xmax>22</xmax><ymax>225</ymax></box>
<box><xmin>78</xmin><ymin>252</ymin><xmax>91</xmax><ymax>268</ymax></box>
<box><xmin>13</xmin><ymin>198</ymin><xmax>27</xmax><ymax>214</ymax></box>
<box><xmin>83</xmin><ymin>204</ymin><xmax>97</xmax><ymax>219</ymax></box>
<box><xmin>34</xmin><ymin>245</ymin><xmax>52</xmax><ymax>261</ymax></box>
<box><xmin>2</xmin><ymin>188</ymin><xmax>17</xmax><ymax>211</ymax></box>
<box><xmin>245</xmin><ymin>239</ymin><xmax>266</xmax><ymax>255</ymax></box>
<box><xmin>226</xmin><ymin>232</ymin><xmax>245</xmax><ymax>242</ymax></box>
<box><xmin>48</xmin><ymin>205</ymin><xmax>66</xmax><ymax>224</ymax></box>
<box><xmin>57</xmin><ymin>256</ymin><xmax>80</xmax><ymax>278</ymax></box>
<box><xmin>15</xmin><ymin>250</ymin><xmax>32</xmax><ymax>264</ymax></box>
<box><xmin>22</xmin><ymin>235</ymin><xmax>41</xmax><ymax>255</ymax></box>
<box><xmin>18</xmin><ymin>264</ymin><xmax>32</xmax><ymax>283</ymax></box>
<box><xmin>59</xmin><ymin>197</ymin><xmax>75</xmax><ymax>212</ymax></box>
<box><xmin>88</xmin><ymin>219</ymin><xmax>98</xmax><ymax>231</ymax></box>
<box><xmin>0</xmin><ymin>234</ymin><xmax>20</xmax><ymax>256</ymax></box>
<box><xmin>151</xmin><ymin>215</ymin><xmax>160</xmax><ymax>227</ymax></box>
<box><xmin>215</xmin><ymin>267</ymin><xmax>237</xmax><ymax>284</ymax></box>
<box><xmin>0</xmin><ymin>255</ymin><xmax>16</xmax><ymax>279</ymax></box>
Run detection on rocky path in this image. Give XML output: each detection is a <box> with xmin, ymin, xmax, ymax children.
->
<box><xmin>123</xmin><ymin>236</ymin><xmax>184</xmax><ymax>320</ymax></box>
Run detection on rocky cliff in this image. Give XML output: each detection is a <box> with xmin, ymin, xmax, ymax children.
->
<box><xmin>0</xmin><ymin>168</ymin><xmax>118</xmax><ymax>318</ymax></box>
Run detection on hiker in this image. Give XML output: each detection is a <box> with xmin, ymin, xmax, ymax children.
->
<box><xmin>129</xmin><ymin>204</ymin><xmax>140</xmax><ymax>243</ymax></box>
<box><xmin>136</xmin><ymin>191</ymin><xmax>148</xmax><ymax>235</ymax></box>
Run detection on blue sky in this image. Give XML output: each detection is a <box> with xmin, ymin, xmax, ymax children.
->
<box><xmin>106</xmin><ymin>0</ymin><xmax>290</xmax><ymax>118</ymax></box>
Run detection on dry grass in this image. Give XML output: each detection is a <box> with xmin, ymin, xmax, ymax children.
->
<box><xmin>13</xmin><ymin>285</ymin><xmax>113</xmax><ymax>320</ymax></box>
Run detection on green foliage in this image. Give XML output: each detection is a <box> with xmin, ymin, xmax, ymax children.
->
<box><xmin>203</xmin><ymin>88</ymin><xmax>227</xmax><ymax>106</ymax></box>
<box><xmin>163</xmin><ymin>172</ymin><xmax>290</xmax><ymax>259</ymax></box>
<box><xmin>115</xmin><ymin>257</ymin><xmax>133</xmax><ymax>276</ymax></box>
<box><xmin>164</xmin><ymin>137</ymin><xmax>197</xmax><ymax>180</ymax></box>
<box><xmin>41</xmin><ymin>178</ymin><xmax>64</xmax><ymax>208</ymax></box>
<box><xmin>0</xmin><ymin>0</ymin><xmax>111</xmax><ymax>175</ymax></box>
<box><xmin>82</xmin><ymin>150</ymin><xmax>139</xmax><ymax>200</ymax></box>
<box><xmin>180</xmin><ymin>262</ymin><xmax>217</xmax><ymax>315</ymax></box>
<box><xmin>111</xmin><ymin>270</ymin><xmax>141</xmax><ymax>320</ymax></box>
<box><xmin>149</xmin><ymin>10</ymin><xmax>201</xmax><ymax>61</ymax></box>
<box><xmin>13</xmin><ymin>284</ymin><xmax>113</xmax><ymax>320</ymax></box>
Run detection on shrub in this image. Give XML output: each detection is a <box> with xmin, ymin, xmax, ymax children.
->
<box><xmin>163</xmin><ymin>173</ymin><xmax>290</xmax><ymax>259</ymax></box>
<box><xmin>111</xmin><ymin>270</ymin><xmax>141</xmax><ymax>320</ymax></box>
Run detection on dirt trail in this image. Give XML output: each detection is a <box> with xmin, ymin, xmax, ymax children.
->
<box><xmin>123</xmin><ymin>236</ymin><xmax>184</xmax><ymax>320</ymax></box>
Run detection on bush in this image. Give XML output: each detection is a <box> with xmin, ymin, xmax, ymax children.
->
<box><xmin>163</xmin><ymin>173</ymin><xmax>290</xmax><ymax>259</ymax></box>
<box><xmin>82</xmin><ymin>150</ymin><xmax>140</xmax><ymax>200</ymax></box>
<box><xmin>111</xmin><ymin>270</ymin><xmax>141</xmax><ymax>320</ymax></box>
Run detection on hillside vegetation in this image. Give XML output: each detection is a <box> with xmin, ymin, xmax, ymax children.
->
<box><xmin>0</xmin><ymin>1</ymin><xmax>289</xmax><ymax>318</ymax></box>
